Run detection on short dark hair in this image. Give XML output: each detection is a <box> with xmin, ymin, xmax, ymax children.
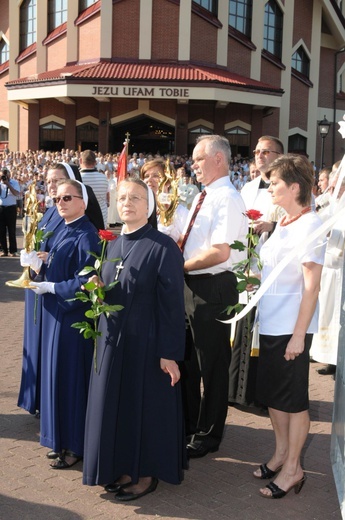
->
<box><xmin>81</xmin><ymin>149</ymin><xmax>96</xmax><ymax>165</ymax></box>
<box><xmin>266</xmin><ymin>154</ymin><xmax>314</xmax><ymax>206</ymax></box>
<box><xmin>258</xmin><ymin>135</ymin><xmax>284</xmax><ymax>154</ymax></box>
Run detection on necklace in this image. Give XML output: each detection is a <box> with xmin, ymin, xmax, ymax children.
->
<box><xmin>115</xmin><ymin>227</ymin><xmax>150</xmax><ymax>280</ymax></box>
<box><xmin>280</xmin><ymin>206</ymin><xmax>312</xmax><ymax>227</ymax></box>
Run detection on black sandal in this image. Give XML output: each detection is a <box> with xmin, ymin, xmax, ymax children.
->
<box><xmin>253</xmin><ymin>463</ymin><xmax>282</xmax><ymax>479</ymax></box>
<box><xmin>50</xmin><ymin>450</ymin><xmax>82</xmax><ymax>469</ymax></box>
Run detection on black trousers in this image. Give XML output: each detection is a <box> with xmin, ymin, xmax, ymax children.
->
<box><xmin>0</xmin><ymin>205</ymin><xmax>17</xmax><ymax>254</ymax></box>
<box><xmin>182</xmin><ymin>271</ymin><xmax>238</xmax><ymax>448</ymax></box>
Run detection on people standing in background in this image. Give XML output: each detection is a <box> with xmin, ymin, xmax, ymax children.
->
<box><xmin>181</xmin><ymin>135</ymin><xmax>247</xmax><ymax>458</ymax></box>
<box><xmin>0</xmin><ymin>167</ymin><xmax>20</xmax><ymax>257</ymax></box>
<box><xmin>80</xmin><ymin>150</ymin><xmax>109</xmax><ymax>228</ymax></box>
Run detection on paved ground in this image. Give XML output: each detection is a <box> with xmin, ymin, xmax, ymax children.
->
<box><xmin>0</xmin><ymin>221</ymin><xmax>342</xmax><ymax>519</ymax></box>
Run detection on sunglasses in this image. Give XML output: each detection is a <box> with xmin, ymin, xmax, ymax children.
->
<box><xmin>52</xmin><ymin>195</ymin><xmax>83</xmax><ymax>204</ymax></box>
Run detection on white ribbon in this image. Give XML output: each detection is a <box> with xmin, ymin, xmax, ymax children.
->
<box><xmin>222</xmin><ymin>200</ymin><xmax>345</xmax><ymax>326</ymax></box>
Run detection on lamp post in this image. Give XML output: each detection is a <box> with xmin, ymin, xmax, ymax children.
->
<box><xmin>318</xmin><ymin>115</ymin><xmax>331</xmax><ymax>169</ymax></box>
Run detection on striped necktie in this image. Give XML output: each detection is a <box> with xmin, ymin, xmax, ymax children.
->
<box><xmin>180</xmin><ymin>190</ymin><xmax>207</xmax><ymax>252</ymax></box>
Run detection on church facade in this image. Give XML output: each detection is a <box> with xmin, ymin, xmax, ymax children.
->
<box><xmin>0</xmin><ymin>0</ymin><xmax>345</xmax><ymax>165</ymax></box>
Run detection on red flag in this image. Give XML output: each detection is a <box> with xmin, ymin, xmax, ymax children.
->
<box><xmin>117</xmin><ymin>141</ymin><xmax>128</xmax><ymax>183</ymax></box>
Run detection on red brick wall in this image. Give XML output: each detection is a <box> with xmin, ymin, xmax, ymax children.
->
<box><xmin>227</xmin><ymin>38</ymin><xmax>251</xmax><ymax>77</ymax></box>
<box><xmin>293</xmin><ymin>0</ymin><xmax>313</xmax><ymax>49</ymax></box>
<box><xmin>77</xmin><ymin>98</ymin><xmax>99</xmax><ymax>119</ymax></box>
<box><xmin>318</xmin><ymin>47</ymin><xmax>337</xmax><ymax>109</ymax></box>
<box><xmin>18</xmin><ymin>55</ymin><xmax>37</xmax><ymax>80</ymax></box>
<box><xmin>151</xmin><ymin>0</ymin><xmax>179</xmax><ymax>61</ymax></box>
<box><xmin>19</xmin><ymin>106</ymin><xmax>29</xmax><ymax>151</ymax></box>
<box><xmin>79</xmin><ymin>13</ymin><xmax>101</xmax><ymax>61</ymax></box>
<box><xmin>190</xmin><ymin>13</ymin><xmax>217</xmax><ymax>64</ymax></box>
<box><xmin>112</xmin><ymin>0</ymin><xmax>139</xmax><ymax>59</ymax></box>
<box><xmin>46</xmin><ymin>36</ymin><xmax>67</xmax><ymax>70</ymax></box>
<box><xmin>289</xmin><ymin>76</ymin><xmax>309</xmax><ymax>130</ymax></box>
<box><xmin>260</xmin><ymin>58</ymin><xmax>282</xmax><ymax>89</ymax></box>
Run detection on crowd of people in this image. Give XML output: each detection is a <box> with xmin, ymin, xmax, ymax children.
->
<box><xmin>1</xmin><ymin>133</ymin><xmax>344</xmax><ymax>503</ymax></box>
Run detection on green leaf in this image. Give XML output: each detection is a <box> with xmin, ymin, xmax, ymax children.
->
<box><xmin>246</xmin><ymin>277</ymin><xmax>261</xmax><ymax>286</ymax></box>
<box><xmin>229</xmin><ymin>240</ymin><xmax>246</xmax><ymax>251</ymax></box>
<box><xmin>94</xmin><ymin>259</ymin><xmax>101</xmax><ymax>270</ymax></box>
<box><xmin>79</xmin><ymin>266</ymin><xmax>96</xmax><ymax>276</ymax></box>
<box><xmin>85</xmin><ymin>310</ymin><xmax>96</xmax><ymax>319</ymax></box>
<box><xmin>83</xmin><ymin>281</ymin><xmax>97</xmax><ymax>291</ymax></box>
<box><xmin>224</xmin><ymin>303</ymin><xmax>243</xmax><ymax>316</ymax></box>
<box><xmin>236</xmin><ymin>280</ymin><xmax>248</xmax><ymax>293</ymax></box>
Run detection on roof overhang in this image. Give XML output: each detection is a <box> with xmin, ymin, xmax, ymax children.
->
<box><xmin>6</xmin><ymin>62</ymin><xmax>283</xmax><ymax>109</ymax></box>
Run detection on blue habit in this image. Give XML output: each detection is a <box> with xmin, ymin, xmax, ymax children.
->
<box><xmin>39</xmin><ymin>215</ymin><xmax>101</xmax><ymax>456</ymax></box>
<box><xmin>83</xmin><ymin>224</ymin><xmax>187</xmax><ymax>486</ymax></box>
<box><xmin>18</xmin><ymin>207</ymin><xmax>64</xmax><ymax>414</ymax></box>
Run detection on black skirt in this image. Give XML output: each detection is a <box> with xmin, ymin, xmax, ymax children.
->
<box><xmin>256</xmin><ymin>334</ymin><xmax>313</xmax><ymax>413</ymax></box>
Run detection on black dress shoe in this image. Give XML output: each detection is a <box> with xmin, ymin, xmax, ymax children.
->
<box><xmin>186</xmin><ymin>440</ymin><xmax>219</xmax><ymax>459</ymax></box>
<box><xmin>46</xmin><ymin>450</ymin><xmax>60</xmax><ymax>459</ymax></box>
<box><xmin>317</xmin><ymin>364</ymin><xmax>336</xmax><ymax>375</ymax></box>
<box><xmin>115</xmin><ymin>477</ymin><xmax>158</xmax><ymax>501</ymax></box>
<box><xmin>104</xmin><ymin>481</ymin><xmax>132</xmax><ymax>493</ymax></box>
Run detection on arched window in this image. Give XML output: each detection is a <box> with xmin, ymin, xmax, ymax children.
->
<box><xmin>0</xmin><ymin>127</ymin><xmax>9</xmax><ymax>142</ymax></box>
<box><xmin>288</xmin><ymin>134</ymin><xmax>307</xmax><ymax>154</ymax></box>
<box><xmin>263</xmin><ymin>0</ymin><xmax>283</xmax><ymax>59</ymax></box>
<box><xmin>48</xmin><ymin>0</ymin><xmax>67</xmax><ymax>32</ymax></box>
<box><xmin>192</xmin><ymin>0</ymin><xmax>218</xmax><ymax>16</ymax></box>
<box><xmin>292</xmin><ymin>46</ymin><xmax>310</xmax><ymax>78</ymax></box>
<box><xmin>20</xmin><ymin>0</ymin><xmax>37</xmax><ymax>51</ymax></box>
<box><xmin>0</xmin><ymin>39</ymin><xmax>9</xmax><ymax>64</ymax></box>
<box><xmin>79</xmin><ymin>0</ymin><xmax>97</xmax><ymax>11</ymax></box>
<box><xmin>229</xmin><ymin>0</ymin><xmax>252</xmax><ymax>38</ymax></box>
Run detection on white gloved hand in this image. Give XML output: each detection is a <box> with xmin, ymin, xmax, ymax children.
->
<box><xmin>28</xmin><ymin>281</ymin><xmax>55</xmax><ymax>295</ymax></box>
<box><xmin>20</xmin><ymin>250</ymin><xmax>43</xmax><ymax>273</ymax></box>
<box><xmin>157</xmin><ymin>223</ymin><xmax>181</xmax><ymax>243</ymax></box>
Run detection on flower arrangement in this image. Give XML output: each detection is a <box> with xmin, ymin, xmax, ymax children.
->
<box><xmin>69</xmin><ymin>229</ymin><xmax>124</xmax><ymax>371</ymax></box>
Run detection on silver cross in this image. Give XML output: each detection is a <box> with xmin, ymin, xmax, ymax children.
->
<box><xmin>115</xmin><ymin>261</ymin><xmax>124</xmax><ymax>280</ymax></box>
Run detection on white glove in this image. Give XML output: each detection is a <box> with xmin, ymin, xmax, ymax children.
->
<box><xmin>157</xmin><ymin>223</ymin><xmax>181</xmax><ymax>243</ymax></box>
<box><xmin>28</xmin><ymin>281</ymin><xmax>55</xmax><ymax>295</ymax></box>
<box><xmin>20</xmin><ymin>250</ymin><xmax>43</xmax><ymax>273</ymax></box>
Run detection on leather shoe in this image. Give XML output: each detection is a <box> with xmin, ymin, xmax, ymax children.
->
<box><xmin>186</xmin><ymin>440</ymin><xmax>219</xmax><ymax>459</ymax></box>
<box><xmin>104</xmin><ymin>481</ymin><xmax>132</xmax><ymax>493</ymax></box>
<box><xmin>317</xmin><ymin>364</ymin><xmax>336</xmax><ymax>375</ymax></box>
<box><xmin>115</xmin><ymin>477</ymin><xmax>158</xmax><ymax>501</ymax></box>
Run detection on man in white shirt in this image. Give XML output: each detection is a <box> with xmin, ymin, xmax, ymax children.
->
<box><xmin>182</xmin><ymin>135</ymin><xmax>247</xmax><ymax>458</ymax></box>
<box><xmin>80</xmin><ymin>150</ymin><xmax>108</xmax><ymax>227</ymax></box>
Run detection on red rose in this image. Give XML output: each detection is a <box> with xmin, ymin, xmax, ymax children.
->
<box><xmin>245</xmin><ymin>209</ymin><xmax>263</xmax><ymax>221</ymax></box>
<box><xmin>98</xmin><ymin>229</ymin><xmax>117</xmax><ymax>242</ymax></box>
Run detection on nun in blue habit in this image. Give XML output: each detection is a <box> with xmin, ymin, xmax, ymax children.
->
<box><xmin>22</xmin><ymin>178</ymin><xmax>102</xmax><ymax>469</ymax></box>
<box><xmin>83</xmin><ymin>179</ymin><xmax>187</xmax><ymax>501</ymax></box>
<box><xmin>18</xmin><ymin>163</ymin><xmax>103</xmax><ymax>416</ymax></box>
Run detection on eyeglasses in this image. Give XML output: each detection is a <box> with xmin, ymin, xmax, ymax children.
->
<box><xmin>52</xmin><ymin>195</ymin><xmax>83</xmax><ymax>204</ymax></box>
<box><xmin>117</xmin><ymin>194</ymin><xmax>148</xmax><ymax>204</ymax></box>
<box><xmin>253</xmin><ymin>149</ymin><xmax>281</xmax><ymax>157</ymax></box>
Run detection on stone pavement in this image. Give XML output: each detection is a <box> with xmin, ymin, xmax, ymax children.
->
<box><xmin>0</xmin><ymin>221</ymin><xmax>342</xmax><ymax>520</ymax></box>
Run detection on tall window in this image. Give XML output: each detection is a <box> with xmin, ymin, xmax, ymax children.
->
<box><xmin>48</xmin><ymin>0</ymin><xmax>67</xmax><ymax>32</ymax></box>
<box><xmin>229</xmin><ymin>0</ymin><xmax>252</xmax><ymax>38</ymax></box>
<box><xmin>292</xmin><ymin>46</ymin><xmax>310</xmax><ymax>78</ymax></box>
<box><xmin>192</xmin><ymin>0</ymin><xmax>218</xmax><ymax>15</ymax></box>
<box><xmin>0</xmin><ymin>39</ymin><xmax>9</xmax><ymax>64</ymax></box>
<box><xmin>79</xmin><ymin>0</ymin><xmax>97</xmax><ymax>11</ymax></box>
<box><xmin>20</xmin><ymin>0</ymin><xmax>36</xmax><ymax>51</ymax></box>
<box><xmin>263</xmin><ymin>0</ymin><xmax>283</xmax><ymax>59</ymax></box>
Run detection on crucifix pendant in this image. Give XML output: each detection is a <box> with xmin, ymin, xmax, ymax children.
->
<box><xmin>115</xmin><ymin>260</ymin><xmax>124</xmax><ymax>280</ymax></box>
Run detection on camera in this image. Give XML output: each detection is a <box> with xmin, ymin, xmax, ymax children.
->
<box><xmin>1</xmin><ymin>170</ymin><xmax>8</xmax><ymax>182</ymax></box>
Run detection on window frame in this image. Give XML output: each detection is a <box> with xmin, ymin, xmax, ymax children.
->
<box><xmin>0</xmin><ymin>39</ymin><xmax>9</xmax><ymax>65</ymax></box>
<box><xmin>263</xmin><ymin>0</ymin><xmax>283</xmax><ymax>60</ymax></box>
<box><xmin>20</xmin><ymin>0</ymin><xmax>37</xmax><ymax>52</ymax></box>
<box><xmin>48</xmin><ymin>0</ymin><xmax>68</xmax><ymax>33</ymax></box>
<box><xmin>229</xmin><ymin>0</ymin><xmax>252</xmax><ymax>39</ymax></box>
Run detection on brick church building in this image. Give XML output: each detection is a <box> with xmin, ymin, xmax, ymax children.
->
<box><xmin>0</xmin><ymin>0</ymin><xmax>345</xmax><ymax>166</ymax></box>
